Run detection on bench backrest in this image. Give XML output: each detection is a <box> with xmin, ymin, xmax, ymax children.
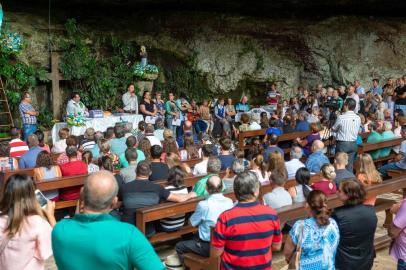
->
<box><xmin>358</xmin><ymin>137</ymin><xmax>403</xmax><ymax>154</ymax></box>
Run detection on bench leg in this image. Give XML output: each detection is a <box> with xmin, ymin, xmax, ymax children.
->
<box><xmin>383</xmin><ymin>209</ymin><xmax>393</xmax><ymax>228</ymax></box>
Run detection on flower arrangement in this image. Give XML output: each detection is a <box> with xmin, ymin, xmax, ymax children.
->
<box><xmin>0</xmin><ymin>31</ymin><xmax>22</xmax><ymax>54</ymax></box>
<box><xmin>133</xmin><ymin>62</ymin><xmax>159</xmax><ymax>80</ymax></box>
<box><xmin>66</xmin><ymin>113</ymin><xmax>86</xmax><ymax>127</ymax></box>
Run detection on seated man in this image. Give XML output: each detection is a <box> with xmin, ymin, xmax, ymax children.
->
<box><xmin>192</xmin><ymin>144</ymin><xmax>213</xmax><ymax>176</ymax></box>
<box><xmin>119</xmin><ymin>136</ymin><xmax>146</xmax><ymax>168</ymax></box>
<box><xmin>109</xmin><ymin>125</ymin><xmax>127</xmax><ymax>156</ymax></box>
<box><xmin>381</xmin><ymin>121</ymin><xmax>395</xmax><ymax>157</ymax></box>
<box><xmin>119</xmin><ymin>148</ymin><xmax>138</xmax><ymax>183</ymax></box>
<box><xmin>60</xmin><ymin>146</ymin><xmax>88</xmax><ymax>201</ymax></box>
<box><xmin>19</xmin><ymin>134</ymin><xmax>42</xmax><ymax>169</ymax></box>
<box><xmin>120</xmin><ymin>161</ymin><xmax>196</xmax><ymax>236</ymax></box>
<box><xmin>285</xmin><ymin>146</ymin><xmax>305</xmax><ymax>179</ymax></box>
<box><xmin>334</xmin><ymin>152</ymin><xmax>355</xmax><ymax>186</ymax></box>
<box><xmin>212</xmin><ymin>172</ymin><xmax>282</xmax><ymax>269</ymax></box>
<box><xmin>52</xmin><ymin>171</ymin><xmax>165</xmax><ymax>270</ymax></box>
<box><xmin>8</xmin><ymin>127</ymin><xmax>28</xmax><ymax>158</ymax></box>
<box><xmin>149</xmin><ymin>145</ymin><xmax>169</xmax><ymax>181</ymax></box>
<box><xmin>367</xmin><ymin>121</ymin><xmax>383</xmax><ymax>159</ymax></box>
<box><xmin>264</xmin><ymin>133</ymin><xmax>284</xmax><ymax>162</ymax></box>
<box><xmin>218</xmin><ymin>137</ymin><xmax>236</xmax><ymax>171</ymax></box>
<box><xmin>263</xmin><ymin>170</ymin><xmax>293</xmax><ymax>209</ymax></box>
<box><xmin>145</xmin><ymin>124</ymin><xmax>162</xmax><ymax>147</ymax></box>
<box><xmin>175</xmin><ymin>175</ymin><xmax>233</xmax><ymax>260</ymax></box>
<box><xmin>379</xmin><ymin>125</ymin><xmax>406</xmax><ymax>178</ymax></box>
<box><xmin>66</xmin><ymin>92</ymin><xmax>88</xmax><ymax>116</ymax></box>
<box><xmin>193</xmin><ymin>157</ymin><xmax>225</xmax><ymax>197</ymax></box>
<box><xmin>305</xmin><ymin>140</ymin><xmax>330</xmax><ymax>173</ymax></box>
<box><xmin>223</xmin><ymin>159</ymin><xmax>246</xmax><ymax>191</ymax></box>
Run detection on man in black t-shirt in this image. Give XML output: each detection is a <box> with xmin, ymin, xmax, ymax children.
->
<box><xmin>120</xmin><ymin>161</ymin><xmax>196</xmax><ymax>236</ymax></box>
<box><xmin>395</xmin><ymin>84</ymin><xmax>406</xmax><ymax>116</ymax></box>
<box><xmin>149</xmin><ymin>145</ymin><xmax>169</xmax><ymax>181</ymax></box>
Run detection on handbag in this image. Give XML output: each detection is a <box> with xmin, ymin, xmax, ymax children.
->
<box><xmin>283</xmin><ymin>220</ymin><xmax>305</xmax><ymax>270</ymax></box>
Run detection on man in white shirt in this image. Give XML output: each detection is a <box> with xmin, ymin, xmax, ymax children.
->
<box><xmin>145</xmin><ymin>124</ymin><xmax>162</xmax><ymax>147</ymax></box>
<box><xmin>263</xmin><ymin>171</ymin><xmax>292</xmax><ymax>209</ymax></box>
<box><xmin>285</xmin><ymin>146</ymin><xmax>305</xmax><ymax>179</ymax></box>
<box><xmin>354</xmin><ymin>80</ymin><xmax>365</xmax><ymax>113</ymax></box>
<box><xmin>332</xmin><ymin>98</ymin><xmax>361</xmax><ymax>172</ymax></box>
<box><xmin>122</xmin><ymin>84</ymin><xmax>138</xmax><ymax>114</ymax></box>
<box><xmin>345</xmin><ymin>85</ymin><xmax>360</xmax><ymax>113</ymax></box>
<box><xmin>193</xmin><ymin>145</ymin><xmax>213</xmax><ymax>176</ymax></box>
<box><xmin>66</xmin><ymin>92</ymin><xmax>88</xmax><ymax>116</ymax></box>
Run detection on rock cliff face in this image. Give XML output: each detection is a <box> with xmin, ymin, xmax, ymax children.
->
<box><xmin>4</xmin><ymin>9</ymin><xmax>406</xmax><ymax>101</ymax></box>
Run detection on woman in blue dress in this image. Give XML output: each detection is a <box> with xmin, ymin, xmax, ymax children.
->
<box><xmin>283</xmin><ymin>190</ymin><xmax>340</xmax><ymax>270</ymax></box>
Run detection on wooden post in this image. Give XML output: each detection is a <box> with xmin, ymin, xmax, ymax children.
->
<box><xmin>47</xmin><ymin>52</ymin><xmax>64</xmax><ymax>120</ymax></box>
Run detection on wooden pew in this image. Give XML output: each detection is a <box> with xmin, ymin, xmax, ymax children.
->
<box><xmin>0</xmin><ymin>168</ymin><xmax>35</xmax><ymax>190</ymax></box>
<box><xmin>135</xmin><ymin>174</ymin><xmax>321</xmax><ymax>245</ymax></box>
<box><xmin>35</xmin><ymin>175</ymin><xmax>87</xmax><ymax>209</ymax></box>
<box><xmin>183</xmin><ymin>177</ymin><xmax>406</xmax><ymax>270</ymax></box>
<box><xmin>355</xmin><ymin>137</ymin><xmax>403</xmax><ymax>172</ymax></box>
<box><xmin>238</xmin><ymin>129</ymin><xmax>311</xmax><ymax>150</ymax></box>
<box><xmin>154</xmin><ymin>171</ymin><xmax>228</xmax><ymax>188</ymax></box>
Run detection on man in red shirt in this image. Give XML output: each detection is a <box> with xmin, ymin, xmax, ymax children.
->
<box><xmin>60</xmin><ymin>146</ymin><xmax>88</xmax><ymax>200</ymax></box>
<box><xmin>211</xmin><ymin>171</ymin><xmax>282</xmax><ymax>270</ymax></box>
<box><xmin>8</xmin><ymin>127</ymin><xmax>29</xmax><ymax>158</ymax></box>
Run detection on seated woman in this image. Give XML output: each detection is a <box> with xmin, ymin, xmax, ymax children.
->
<box><xmin>82</xmin><ymin>151</ymin><xmax>99</xmax><ymax>174</ymax></box>
<box><xmin>288</xmin><ymin>167</ymin><xmax>313</xmax><ymax>203</ymax></box>
<box><xmin>159</xmin><ymin>166</ymin><xmax>188</xmax><ymax>232</ymax></box>
<box><xmin>166</xmin><ymin>152</ymin><xmax>191</xmax><ymax>174</ymax></box>
<box><xmin>250</xmin><ymin>154</ymin><xmax>269</xmax><ymax>185</ymax></box>
<box><xmin>357</xmin><ymin>153</ymin><xmax>382</xmax><ymax>206</ymax></box>
<box><xmin>162</xmin><ymin>129</ymin><xmax>179</xmax><ymax>160</ymax></box>
<box><xmin>34</xmin><ymin>130</ymin><xmax>50</xmax><ymax>153</ymax></box>
<box><xmin>311</xmin><ymin>164</ymin><xmax>337</xmax><ymax>195</ymax></box>
<box><xmin>283</xmin><ymin>190</ymin><xmax>339</xmax><ymax>270</ymax></box>
<box><xmin>0</xmin><ymin>174</ymin><xmax>56</xmax><ymax>270</ymax></box>
<box><xmin>179</xmin><ymin>135</ymin><xmax>200</xmax><ymax>161</ymax></box>
<box><xmin>51</xmin><ymin>128</ymin><xmax>69</xmax><ymax>154</ymax></box>
<box><xmin>98</xmin><ymin>139</ymin><xmax>119</xmax><ymax>169</ymax></box>
<box><xmin>238</xmin><ymin>113</ymin><xmax>251</xmax><ymax>132</ymax></box>
<box><xmin>333</xmin><ymin>179</ymin><xmax>377</xmax><ymax>270</ymax></box>
<box><xmin>33</xmin><ymin>151</ymin><xmax>62</xmax><ymax>201</ymax></box>
<box><xmin>296</xmin><ymin>123</ymin><xmax>320</xmax><ymax>157</ymax></box>
<box><xmin>138</xmin><ymin>138</ymin><xmax>152</xmax><ymax>161</ymax></box>
<box><xmin>268</xmin><ymin>151</ymin><xmax>288</xmax><ymax>180</ymax></box>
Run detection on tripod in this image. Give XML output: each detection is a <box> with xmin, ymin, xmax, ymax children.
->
<box><xmin>322</xmin><ymin>108</ymin><xmax>338</xmax><ymax>157</ymax></box>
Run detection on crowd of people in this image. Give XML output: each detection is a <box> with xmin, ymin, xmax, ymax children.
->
<box><xmin>1</xmin><ymin>75</ymin><xmax>406</xmax><ymax>269</ymax></box>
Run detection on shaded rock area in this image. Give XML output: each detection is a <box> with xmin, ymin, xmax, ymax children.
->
<box><xmin>2</xmin><ymin>1</ymin><xmax>406</xmax><ymax>103</ymax></box>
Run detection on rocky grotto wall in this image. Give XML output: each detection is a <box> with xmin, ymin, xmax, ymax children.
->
<box><xmin>3</xmin><ymin>8</ymin><xmax>406</xmax><ymax>102</ymax></box>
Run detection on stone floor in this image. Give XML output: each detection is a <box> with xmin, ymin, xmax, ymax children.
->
<box><xmin>45</xmin><ymin>193</ymin><xmax>400</xmax><ymax>270</ymax></box>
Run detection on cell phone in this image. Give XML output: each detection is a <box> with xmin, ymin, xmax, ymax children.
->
<box><xmin>35</xmin><ymin>189</ymin><xmax>48</xmax><ymax>208</ymax></box>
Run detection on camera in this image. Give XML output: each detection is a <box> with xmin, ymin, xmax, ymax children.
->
<box><xmin>324</xmin><ymin>96</ymin><xmax>339</xmax><ymax>110</ymax></box>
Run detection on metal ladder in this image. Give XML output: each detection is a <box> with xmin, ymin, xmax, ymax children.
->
<box><xmin>0</xmin><ymin>77</ymin><xmax>14</xmax><ymax>140</ymax></box>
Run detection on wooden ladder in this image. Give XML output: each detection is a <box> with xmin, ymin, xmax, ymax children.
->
<box><xmin>0</xmin><ymin>77</ymin><xmax>14</xmax><ymax>140</ymax></box>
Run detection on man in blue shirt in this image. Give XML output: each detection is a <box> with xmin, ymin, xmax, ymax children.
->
<box><xmin>305</xmin><ymin>140</ymin><xmax>330</xmax><ymax>173</ymax></box>
<box><xmin>19</xmin><ymin>92</ymin><xmax>39</xmax><ymax>140</ymax></box>
<box><xmin>235</xmin><ymin>96</ymin><xmax>250</xmax><ymax>112</ymax></box>
<box><xmin>19</xmin><ymin>134</ymin><xmax>43</xmax><ymax>168</ymax></box>
<box><xmin>370</xmin><ymin>78</ymin><xmax>383</xmax><ymax>96</ymax></box>
<box><xmin>176</xmin><ymin>175</ymin><xmax>233</xmax><ymax>260</ymax></box>
<box><xmin>264</xmin><ymin>133</ymin><xmax>284</xmax><ymax>162</ymax></box>
<box><xmin>109</xmin><ymin>125</ymin><xmax>127</xmax><ymax>156</ymax></box>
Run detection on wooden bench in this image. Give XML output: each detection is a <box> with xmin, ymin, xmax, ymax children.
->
<box><xmin>238</xmin><ymin>129</ymin><xmax>311</xmax><ymax>150</ymax></box>
<box><xmin>183</xmin><ymin>177</ymin><xmax>406</xmax><ymax>270</ymax></box>
<box><xmin>135</xmin><ymin>174</ymin><xmax>321</xmax><ymax>245</ymax></box>
<box><xmin>154</xmin><ymin>171</ymin><xmax>228</xmax><ymax>188</ymax></box>
<box><xmin>0</xmin><ymin>168</ymin><xmax>35</xmax><ymax>189</ymax></box>
<box><xmin>35</xmin><ymin>174</ymin><xmax>87</xmax><ymax>209</ymax></box>
<box><xmin>356</xmin><ymin>137</ymin><xmax>403</xmax><ymax>172</ymax></box>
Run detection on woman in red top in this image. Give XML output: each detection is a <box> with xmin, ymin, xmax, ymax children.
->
<box><xmin>311</xmin><ymin>163</ymin><xmax>337</xmax><ymax>195</ymax></box>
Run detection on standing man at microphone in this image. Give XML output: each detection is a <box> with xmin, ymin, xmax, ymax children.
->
<box><xmin>331</xmin><ymin>98</ymin><xmax>361</xmax><ymax>172</ymax></box>
<box><xmin>122</xmin><ymin>83</ymin><xmax>138</xmax><ymax>114</ymax></box>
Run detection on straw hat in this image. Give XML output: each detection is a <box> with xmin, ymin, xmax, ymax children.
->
<box><xmin>164</xmin><ymin>255</ymin><xmax>184</xmax><ymax>270</ymax></box>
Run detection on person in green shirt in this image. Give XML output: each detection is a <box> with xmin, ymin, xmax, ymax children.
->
<box><xmin>165</xmin><ymin>92</ymin><xmax>180</xmax><ymax>137</ymax></box>
<box><xmin>380</xmin><ymin>121</ymin><xmax>395</xmax><ymax>157</ymax></box>
<box><xmin>52</xmin><ymin>171</ymin><xmax>165</xmax><ymax>270</ymax></box>
<box><xmin>367</xmin><ymin>121</ymin><xmax>383</xmax><ymax>159</ymax></box>
<box><xmin>119</xmin><ymin>135</ymin><xmax>145</xmax><ymax>168</ymax></box>
<box><xmin>333</xmin><ymin>89</ymin><xmax>344</xmax><ymax>111</ymax></box>
<box><xmin>193</xmin><ymin>157</ymin><xmax>226</xmax><ymax>197</ymax></box>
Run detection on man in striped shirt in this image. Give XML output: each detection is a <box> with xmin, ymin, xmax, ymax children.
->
<box><xmin>8</xmin><ymin>127</ymin><xmax>29</xmax><ymax>158</ymax></box>
<box><xmin>212</xmin><ymin>171</ymin><xmax>282</xmax><ymax>270</ymax></box>
<box><xmin>331</xmin><ymin>98</ymin><xmax>361</xmax><ymax>172</ymax></box>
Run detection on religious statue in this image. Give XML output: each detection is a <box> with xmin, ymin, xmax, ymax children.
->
<box><xmin>140</xmin><ymin>45</ymin><xmax>148</xmax><ymax>68</ymax></box>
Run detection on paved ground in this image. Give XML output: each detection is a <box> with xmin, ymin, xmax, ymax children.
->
<box><xmin>45</xmin><ymin>193</ymin><xmax>400</xmax><ymax>270</ymax></box>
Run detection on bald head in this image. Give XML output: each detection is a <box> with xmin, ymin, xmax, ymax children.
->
<box><xmin>206</xmin><ymin>175</ymin><xmax>223</xmax><ymax>194</ymax></box>
<box><xmin>312</xmin><ymin>140</ymin><xmax>324</xmax><ymax>152</ymax></box>
<box><xmin>184</xmin><ymin>120</ymin><xmax>192</xmax><ymax>129</ymax></box>
<box><xmin>83</xmin><ymin>171</ymin><xmax>118</xmax><ymax>212</ymax></box>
